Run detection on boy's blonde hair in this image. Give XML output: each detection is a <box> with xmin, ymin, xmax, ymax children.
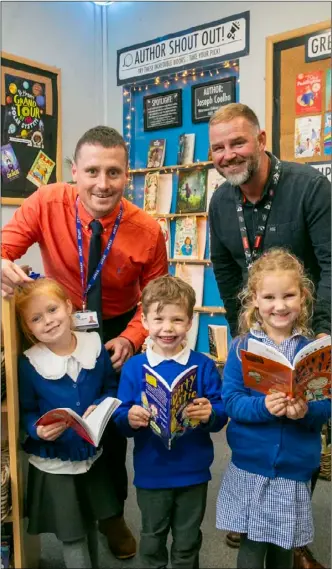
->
<box><xmin>209</xmin><ymin>103</ymin><xmax>260</xmax><ymax>132</ymax></box>
<box><xmin>141</xmin><ymin>275</ymin><xmax>196</xmax><ymax>319</ymax></box>
<box><xmin>15</xmin><ymin>278</ymin><xmax>72</xmax><ymax>344</ymax></box>
<box><xmin>238</xmin><ymin>248</ymin><xmax>314</xmax><ymax>337</ymax></box>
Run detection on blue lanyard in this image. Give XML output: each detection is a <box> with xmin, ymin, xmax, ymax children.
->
<box><xmin>75</xmin><ymin>197</ymin><xmax>123</xmax><ymax>310</ymax></box>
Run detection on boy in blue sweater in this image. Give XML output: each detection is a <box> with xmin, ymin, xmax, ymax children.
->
<box><xmin>114</xmin><ymin>275</ymin><xmax>227</xmax><ymax>569</ymax></box>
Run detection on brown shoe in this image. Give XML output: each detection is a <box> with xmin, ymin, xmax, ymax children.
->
<box><xmin>226</xmin><ymin>531</ymin><xmax>241</xmax><ymax>549</ymax></box>
<box><xmin>293</xmin><ymin>546</ymin><xmax>325</xmax><ymax>569</ymax></box>
<box><xmin>99</xmin><ymin>515</ymin><xmax>136</xmax><ymax>559</ymax></box>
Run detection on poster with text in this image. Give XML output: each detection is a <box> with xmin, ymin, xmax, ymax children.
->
<box><xmin>324</xmin><ymin>112</ymin><xmax>331</xmax><ymax>156</ymax></box>
<box><xmin>295</xmin><ymin>71</ymin><xmax>323</xmax><ymax>115</ymax></box>
<box><xmin>295</xmin><ymin>116</ymin><xmax>321</xmax><ymax>158</ymax></box>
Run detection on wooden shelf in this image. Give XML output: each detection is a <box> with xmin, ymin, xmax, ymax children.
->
<box><xmin>169</xmin><ymin>259</ymin><xmax>211</xmax><ymax>265</ymax></box>
<box><xmin>129</xmin><ymin>161</ymin><xmax>214</xmax><ymax>174</ymax></box>
<box><xmin>1</xmin><ymin>399</ymin><xmax>7</xmax><ymax>412</ymax></box>
<box><xmin>151</xmin><ymin>212</ymin><xmax>208</xmax><ymax>219</ymax></box>
<box><xmin>194</xmin><ymin>306</ymin><xmax>226</xmax><ymax>314</ymax></box>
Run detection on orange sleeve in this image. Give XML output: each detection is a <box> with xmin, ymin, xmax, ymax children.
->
<box><xmin>1</xmin><ymin>190</ymin><xmax>43</xmax><ymax>261</ymax></box>
<box><xmin>119</xmin><ymin>227</ymin><xmax>168</xmax><ymax>351</ymax></box>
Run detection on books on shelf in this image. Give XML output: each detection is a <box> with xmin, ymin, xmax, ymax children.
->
<box><xmin>208</xmin><ymin>324</ymin><xmax>228</xmax><ymax>361</ymax></box>
<box><xmin>176</xmin><ymin>168</ymin><xmax>207</xmax><ymax>214</ymax></box>
<box><xmin>142</xmin><ymin>364</ymin><xmax>199</xmax><ymax>449</ymax></box>
<box><xmin>156</xmin><ymin>217</ymin><xmax>171</xmax><ymax>258</ymax></box>
<box><xmin>147</xmin><ymin>139</ymin><xmax>166</xmax><ymax>168</ymax></box>
<box><xmin>187</xmin><ymin>313</ymin><xmax>199</xmax><ymax>350</ymax></box>
<box><xmin>177</xmin><ymin>134</ymin><xmax>195</xmax><ymax>165</ymax></box>
<box><xmin>35</xmin><ymin>397</ymin><xmax>122</xmax><ymax>447</ymax></box>
<box><xmin>207</xmin><ymin>168</ymin><xmax>226</xmax><ymax>210</ymax></box>
<box><xmin>174</xmin><ymin>216</ymin><xmax>198</xmax><ymax>259</ymax></box>
<box><xmin>175</xmin><ymin>263</ymin><xmax>204</xmax><ymax>307</ymax></box>
<box><xmin>242</xmin><ymin>335</ymin><xmax>331</xmax><ymax>400</ymax></box>
<box><xmin>143</xmin><ymin>171</ymin><xmax>159</xmax><ymax>214</ymax></box>
<box><xmin>157</xmin><ymin>173</ymin><xmax>172</xmax><ymax>214</ymax></box>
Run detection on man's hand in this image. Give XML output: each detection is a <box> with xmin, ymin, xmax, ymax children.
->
<box><xmin>36</xmin><ymin>422</ymin><xmax>68</xmax><ymax>441</ymax></box>
<box><xmin>82</xmin><ymin>405</ymin><xmax>97</xmax><ymax>419</ymax></box>
<box><xmin>128</xmin><ymin>405</ymin><xmax>150</xmax><ymax>429</ymax></box>
<box><xmin>265</xmin><ymin>392</ymin><xmax>288</xmax><ymax>417</ymax></box>
<box><xmin>186</xmin><ymin>398</ymin><xmax>212</xmax><ymax>424</ymax></box>
<box><xmin>1</xmin><ymin>259</ymin><xmax>33</xmax><ymax>297</ymax></box>
<box><xmin>286</xmin><ymin>397</ymin><xmax>308</xmax><ymax>420</ymax></box>
<box><xmin>105</xmin><ymin>336</ymin><xmax>134</xmax><ymax>371</ymax></box>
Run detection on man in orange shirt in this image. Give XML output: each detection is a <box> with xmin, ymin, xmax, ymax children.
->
<box><xmin>1</xmin><ymin>126</ymin><xmax>168</xmax><ymax>559</ymax></box>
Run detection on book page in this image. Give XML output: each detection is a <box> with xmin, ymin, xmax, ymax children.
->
<box><xmin>293</xmin><ymin>335</ymin><xmax>331</xmax><ymax>366</ymax></box>
<box><xmin>85</xmin><ymin>397</ymin><xmax>121</xmax><ymax>446</ymax></box>
<box><xmin>247</xmin><ymin>338</ymin><xmax>292</xmax><ymax>368</ymax></box>
<box><xmin>35</xmin><ymin>407</ymin><xmax>95</xmax><ymax>446</ymax></box>
<box><xmin>157</xmin><ymin>174</ymin><xmax>172</xmax><ymax>214</ymax></box>
<box><xmin>294</xmin><ymin>343</ymin><xmax>331</xmax><ymax>401</ymax></box>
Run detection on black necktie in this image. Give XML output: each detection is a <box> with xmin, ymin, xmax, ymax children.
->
<box><xmin>87</xmin><ymin>220</ymin><xmax>103</xmax><ymax>337</ymax></box>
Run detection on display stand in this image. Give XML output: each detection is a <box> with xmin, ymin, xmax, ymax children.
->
<box><xmin>1</xmin><ymin>297</ymin><xmax>40</xmax><ymax>568</ymax></box>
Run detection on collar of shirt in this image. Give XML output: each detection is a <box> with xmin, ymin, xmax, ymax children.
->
<box><xmin>76</xmin><ymin>193</ymin><xmax>125</xmax><ymax>232</ymax></box>
<box><xmin>235</xmin><ymin>151</ymin><xmax>277</xmax><ymax>207</ymax></box>
<box><xmin>23</xmin><ymin>330</ymin><xmax>101</xmax><ymax>380</ymax></box>
<box><xmin>145</xmin><ymin>338</ymin><xmax>191</xmax><ymax>367</ymax></box>
<box><xmin>250</xmin><ymin>325</ymin><xmax>302</xmax><ymax>341</ymax></box>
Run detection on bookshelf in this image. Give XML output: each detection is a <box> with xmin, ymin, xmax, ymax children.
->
<box><xmin>128</xmin><ymin>160</ymin><xmax>213</xmax><ymax>174</ymax></box>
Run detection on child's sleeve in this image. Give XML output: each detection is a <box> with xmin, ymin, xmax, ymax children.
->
<box><xmin>18</xmin><ymin>356</ymin><xmax>42</xmax><ymax>440</ymax></box>
<box><xmin>222</xmin><ymin>339</ymin><xmax>277</xmax><ymax>423</ymax></box>
<box><xmin>200</xmin><ymin>359</ymin><xmax>228</xmax><ymax>432</ymax></box>
<box><xmin>93</xmin><ymin>345</ymin><xmax>118</xmax><ymax>405</ymax></box>
<box><xmin>297</xmin><ymin>399</ymin><xmax>331</xmax><ymax>430</ymax></box>
<box><xmin>112</xmin><ymin>358</ymin><xmax>141</xmax><ymax>438</ymax></box>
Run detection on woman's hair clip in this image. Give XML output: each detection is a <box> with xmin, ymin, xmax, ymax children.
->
<box><xmin>29</xmin><ymin>271</ymin><xmax>44</xmax><ymax>280</ymax></box>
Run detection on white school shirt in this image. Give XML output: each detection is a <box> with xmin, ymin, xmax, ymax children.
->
<box><xmin>145</xmin><ymin>338</ymin><xmax>191</xmax><ymax>367</ymax></box>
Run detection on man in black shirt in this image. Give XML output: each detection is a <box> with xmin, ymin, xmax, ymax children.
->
<box><xmin>209</xmin><ymin>103</ymin><xmax>330</xmax><ymax>569</ymax></box>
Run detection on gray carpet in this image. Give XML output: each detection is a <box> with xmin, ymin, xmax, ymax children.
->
<box><xmin>40</xmin><ymin>431</ymin><xmax>331</xmax><ymax>568</ymax></box>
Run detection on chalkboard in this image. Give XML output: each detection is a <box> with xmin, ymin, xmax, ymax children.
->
<box><xmin>191</xmin><ymin>77</ymin><xmax>236</xmax><ymax>123</ymax></box>
<box><xmin>1</xmin><ymin>52</ymin><xmax>62</xmax><ymax>205</ymax></box>
<box><xmin>143</xmin><ymin>89</ymin><xmax>182</xmax><ymax>131</ymax></box>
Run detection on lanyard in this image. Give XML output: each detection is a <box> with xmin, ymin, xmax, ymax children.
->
<box><xmin>236</xmin><ymin>156</ymin><xmax>281</xmax><ymax>269</ymax></box>
<box><xmin>75</xmin><ymin>198</ymin><xmax>123</xmax><ymax>310</ymax></box>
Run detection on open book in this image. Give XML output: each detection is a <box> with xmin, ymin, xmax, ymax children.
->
<box><xmin>35</xmin><ymin>397</ymin><xmax>122</xmax><ymax>447</ymax></box>
<box><xmin>142</xmin><ymin>364</ymin><xmax>199</xmax><ymax>449</ymax></box>
<box><xmin>242</xmin><ymin>336</ymin><xmax>331</xmax><ymax>401</ymax></box>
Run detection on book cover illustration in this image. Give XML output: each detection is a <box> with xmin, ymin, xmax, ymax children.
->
<box><xmin>156</xmin><ymin>217</ymin><xmax>171</xmax><ymax>258</ymax></box>
<box><xmin>295</xmin><ymin>71</ymin><xmax>323</xmax><ymax>115</ymax></box>
<box><xmin>1</xmin><ymin>143</ymin><xmax>21</xmax><ymax>183</ymax></box>
<box><xmin>177</xmin><ymin>134</ymin><xmax>195</xmax><ymax>165</ymax></box>
<box><xmin>141</xmin><ymin>364</ymin><xmax>199</xmax><ymax>449</ymax></box>
<box><xmin>143</xmin><ymin>172</ymin><xmax>159</xmax><ymax>214</ymax></box>
<box><xmin>295</xmin><ymin>115</ymin><xmax>321</xmax><ymax>158</ymax></box>
<box><xmin>324</xmin><ymin>112</ymin><xmax>331</xmax><ymax>156</ymax></box>
<box><xmin>208</xmin><ymin>325</ymin><xmax>228</xmax><ymax>361</ymax></box>
<box><xmin>147</xmin><ymin>139</ymin><xmax>166</xmax><ymax>168</ymax></box>
<box><xmin>26</xmin><ymin>150</ymin><xmax>55</xmax><ymax>188</ymax></box>
<box><xmin>242</xmin><ymin>336</ymin><xmax>331</xmax><ymax>401</ymax></box>
<box><xmin>207</xmin><ymin>168</ymin><xmax>225</xmax><ymax>210</ymax></box>
<box><xmin>176</xmin><ymin>169</ymin><xmax>207</xmax><ymax>213</ymax></box>
<box><xmin>174</xmin><ymin>216</ymin><xmax>198</xmax><ymax>259</ymax></box>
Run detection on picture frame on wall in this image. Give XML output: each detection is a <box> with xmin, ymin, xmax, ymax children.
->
<box><xmin>1</xmin><ymin>52</ymin><xmax>62</xmax><ymax>205</ymax></box>
<box><xmin>143</xmin><ymin>89</ymin><xmax>182</xmax><ymax>131</ymax></box>
<box><xmin>191</xmin><ymin>76</ymin><xmax>237</xmax><ymax>123</ymax></box>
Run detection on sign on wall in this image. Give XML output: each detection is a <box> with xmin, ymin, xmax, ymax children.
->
<box><xmin>144</xmin><ymin>89</ymin><xmax>182</xmax><ymax>131</ymax></box>
<box><xmin>307</xmin><ymin>161</ymin><xmax>331</xmax><ymax>181</ymax></box>
<box><xmin>117</xmin><ymin>11</ymin><xmax>249</xmax><ymax>85</ymax></box>
<box><xmin>305</xmin><ymin>29</ymin><xmax>331</xmax><ymax>62</ymax></box>
<box><xmin>191</xmin><ymin>77</ymin><xmax>236</xmax><ymax>123</ymax></box>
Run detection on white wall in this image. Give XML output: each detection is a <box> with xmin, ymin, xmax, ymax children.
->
<box><xmin>106</xmin><ymin>1</ymin><xmax>331</xmax><ymax>131</ymax></box>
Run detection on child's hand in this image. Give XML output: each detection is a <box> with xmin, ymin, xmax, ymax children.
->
<box><xmin>286</xmin><ymin>398</ymin><xmax>308</xmax><ymax>420</ymax></box>
<box><xmin>37</xmin><ymin>422</ymin><xmax>68</xmax><ymax>441</ymax></box>
<box><xmin>128</xmin><ymin>405</ymin><xmax>150</xmax><ymax>429</ymax></box>
<box><xmin>265</xmin><ymin>392</ymin><xmax>287</xmax><ymax>416</ymax></box>
<box><xmin>186</xmin><ymin>398</ymin><xmax>212</xmax><ymax>424</ymax></box>
<box><xmin>82</xmin><ymin>405</ymin><xmax>97</xmax><ymax>419</ymax></box>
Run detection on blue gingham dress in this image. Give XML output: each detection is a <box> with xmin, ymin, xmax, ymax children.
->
<box><xmin>216</xmin><ymin>329</ymin><xmax>314</xmax><ymax>549</ymax></box>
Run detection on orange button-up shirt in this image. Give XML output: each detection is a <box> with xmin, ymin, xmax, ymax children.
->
<box><xmin>1</xmin><ymin>183</ymin><xmax>168</xmax><ymax>350</ymax></box>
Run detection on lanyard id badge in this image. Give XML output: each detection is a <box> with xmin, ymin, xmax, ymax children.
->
<box><xmin>72</xmin><ymin>310</ymin><xmax>99</xmax><ymax>330</ymax></box>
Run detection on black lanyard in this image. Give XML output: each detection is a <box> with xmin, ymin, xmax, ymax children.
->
<box><xmin>236</xmin><ymin>156</ymin><xmax>281</xmax><ymax>269</ymax></box>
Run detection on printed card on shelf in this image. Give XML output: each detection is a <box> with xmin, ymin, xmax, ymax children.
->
<box><xmin>197</xmin><ymin>217</ymin><xmax>207</xmax><ymax>260</ymax></box>
<box><xmin>175</xmin><ymin>263</ymin><xmax>204</xmax><ymax>307</ymax></box>
<box><xmin>177</xmin><ymin>134</ymin><xmax>195</xmax><ymax>165</ymax></box>
<box><xmin>143</xmin><ymin>171</ymin><xmax>159</xmax><ymax>214</ymax></box>
<box><xmin>207</xmin><ymin>168</ymin><xmax>226</xmax><ymax>210</ymax></box>
<box><xmin>187</xmin><ymin>313</ymin><xmax>199</xmax><ymax>351</ymax></box>
<box><xmin>174</xmin><ymin>216</ymin><xmax>198</xmax><ymax>259</ymax></box>
<box><xmin>157</xmin><ymin>173</ymin><xmax>172</xmax><ymax>214</ymax></box>
<box><xmin>147</xmin><ymin>139</ymin><xmax>166</xmax><ymax>168</ymax></box>
<box><xmin>156</xmin><ymin>217</ymin><xmax>171</xmax><ymax>258</ymax></box>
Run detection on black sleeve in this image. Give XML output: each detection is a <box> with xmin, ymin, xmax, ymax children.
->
<box><xmin>209</xmin><ymin>198</ymin><xmax>242</xmax><ymax>337</ymax></box>
<box><xmin>304</xmin><ymin>175</ymin><xmax>331</xmax><ymax>335</ymax></box>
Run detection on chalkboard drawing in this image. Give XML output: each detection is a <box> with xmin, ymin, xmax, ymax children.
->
<box><xmin>177</xmin><ymin>133</ymin><xmax>195</xmax><ymax>165</ymax></box>
<box><xmin>176</xmin><ymin>168</ymin><xmax>207</xmax><ymax>213</ymax></box>
<box><xmin>27</xmin><ymin>150</ymin><xmax>55</xmax><ymax>188</ymax></box>
<box><xmin>174</xmin><ymin>216</ymin><xmax>198</xmax><ymax>260</ymax></box>
<box><xmin>1</xmin><ymin>143</ymin><xmax>21</xmax><ymax>183</ymax></box>
<box><xmin>294</xmin><ymin>115</ymin><xmax>321</xmax><ymax>158</ymax></box>
<box><xmin>3</xmin><ymin>74</ymin><xmax>46</xmax><ymax>147</ymax></box>
<box><xmin>147</xmin><ymin>139</ymin><xmax>166</xmax><ymax>168</ymax></box>
<box><xmin>143</xmin><ymin>172</ymin><xmax>159</xmax><ymax>214</ymax></box>
<box><xmin>295</xmin><ymin>71</ymin><xmax>322</xmax><ymax>115</ymax></box>
<box><xmin>324</xmin><ymin>112</ymin><xmax>331</xmax><ymax>156</ymax></box>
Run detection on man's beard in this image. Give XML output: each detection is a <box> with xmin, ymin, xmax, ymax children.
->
<box><xmin>218</xmin><ymin>152</ymin><xmax>261</xmax><ymax>186</ymax></box>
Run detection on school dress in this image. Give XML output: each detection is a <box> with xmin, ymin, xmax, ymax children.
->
<box><xmin>18</xmin><ymin>331</ymin><xmax>122</xmax><ymax>542</ymax></box>
<box><xmin>216</xmin><ymin>329</ymin><xmax>330</xmax><ymax>550</ymax></box>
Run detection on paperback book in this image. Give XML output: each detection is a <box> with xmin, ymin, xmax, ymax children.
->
<box><xmin>156</xmin><ymin>217</ymin><xmax>171</xmax><ymax>258</ymax></box>
<box><xmin>207</xmin><ymin>168</ymin><xmax>225</xmax><ymax>210</ymax></box>
<box><xmin>141</xmin><ymin>364</ymin><xmax>199</xmax><ymax>449</ymax></box>
<box><xmin>176</xmin><ymin>169</ymin><xmax>207</xmax><ymax>213</ymax></box>
<box><xmin>208</xmin><ymin>325</ymin><xmax>228</xmax><ymax>361</ymax></box>
<box><xmin>147</xmin><ymin>139</ymin><xmax>166</xmax><ymax>168</ymax></box>
<box><xmin>175</xmin><ymin>263</ymin><xmax>204</xmax><ymax>306</ymax></box>
<box><xmin>143</xmin><ymin>171</ymin><xmax>159</xmax><ymax>214</ymax></box>
<box><xmin>27</xmin><ymin>150</ymin><xmax>55</xmax><ymax>188</ymax></box>
<box><xmin>242</xmin><ymin>336</ymin><xmax>331</xmax><ymax>401</ymax></box>
<box><xmin>177</xmin><ymin>133</ymin><xmax>195</xmax><ymax>165</ymax></box>
<box><xmin>174</xmin><ymin>216</ymin><xmax>198</xmax><ymax>259</ymax></box>
<box><xmin>35</xmin><ymin>397</ymin><xmax>121</xmax><ymax>447</ymax></box>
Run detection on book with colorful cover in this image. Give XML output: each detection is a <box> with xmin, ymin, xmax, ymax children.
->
<box><xmin>35</xmin><ymin>397</ymin><xmax>121</xmax><ymax>447</ymax></box>
<box><xmin>295</xmin><ymin>71</ymin><xmax>323</xmax><ymax>115</ymax></box>
<box><xmin>174</xmin><ymin>216</ymin><xmax>198</xmax><ymax>259</ymax></box>
<box><xmin>242</xmin><ymin>336</ymin><xmax>331</xmax><ymax>401</ymax></box>
<box><xmin>208</xmin><ymin>325</ymin><xmax>228</xmax><ymax>361</ymax></box>
<box><xmin>176</xmin><ymin>168</ymin><xmax>207</xmax><ymax>213</ymax></box>
<box><xmin>143</xmin><ymin>171</ymin><xmax>159</xmax><ymax>214</ymax></box>
<box><xmin>1</xmin><ymin>143</ymin><xmax>21</xmax><ymax>182</ymax></box>
<box><xmin>177</xmin><ymin>133</ymin><xmax>195</xmax><ymax>165</ymax></box>
<box><xmin>156</xmin><ymin>217</ymin><xmax>170</xmax><ymax>258</ymax></box>
<box><xmin>26</xmin><ymin>150</ymin><xmax>55</xmax><ymax>187</ymax></box>
<box><xmin>141</xmin><ymin>364</ymin><xmax>199</xmax><ymax>449</ymax></box>
<box><xmin>147</xmin><ymin>139</ymin><xmax>166</xmax><ymax>168</ymax></box>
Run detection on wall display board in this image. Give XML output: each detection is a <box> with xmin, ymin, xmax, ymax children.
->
<box><xmin>1</xmin><ymin>52</ymin><xmax>62</xmax><ymax>205</ymax></box>
<box><xmin>144</xmin><ymin>90</ymin><xmax>182</xmax><ymax>131</ymax></box>
<box><xmin>265</xmin><ymin>21</ymin><xmax>331</xmax><ymax>171</ymax></box>
<box><xmin>119</xmin><ymin>15</ymin><xmax>247</xmax><ymax>354</ymax></box>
